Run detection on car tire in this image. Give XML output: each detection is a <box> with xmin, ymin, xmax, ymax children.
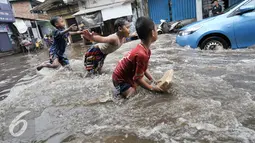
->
<box><xmin>158</xmin><ymin>31</ymin><xmax>163</xmax><ymax>35</ymax></box>
<box><xmin>200</xmin><ymin>36</ymin><xmax>229</xmax><ymax>50</ymax></box>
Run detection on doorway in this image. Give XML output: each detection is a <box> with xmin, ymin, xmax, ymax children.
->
<box><xmin>223</xmin><ymin>0</ymin><xmax>229</xmax><ymax>9</ymax></box>
<box><xmin>148</xmin><ymin>0</ymin><xmax>171</xmax><ymax>24</ymax></box>
<box><xmin>0</xmin><ymin>32</ymin><xmax>12</xmax><ymax>52</ymax></box>
<box><xmin>66</xmin><ymin>18</ymin><xmax>82</xmax><ymax>43</ymax></box>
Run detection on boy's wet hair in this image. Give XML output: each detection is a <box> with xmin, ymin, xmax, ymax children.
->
<box><xmin>50</xmin><ymin>16</ymin><xmax>61</xmax><ymax>27</ymax></box>
<box><xmin>114</xmin><ymin>18</ymin><xmax>128</xmax><ymax>32</ymax></box>
<box><xmin>135</xmin><ymin>17</ymin><xmax>155</xmax><ymax>41</ymax></box>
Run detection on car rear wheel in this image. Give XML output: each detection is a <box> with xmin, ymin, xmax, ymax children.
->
<box><xmin>200</xmin><ymin>36</ymin><xmax>229</xmax><ymax>50</ymax></box>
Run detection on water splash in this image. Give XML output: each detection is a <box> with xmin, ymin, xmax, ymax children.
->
<box><xmin>1</xmin><ymin>35</ymin><xmax>255</xmax><ymax>142</ymax></box>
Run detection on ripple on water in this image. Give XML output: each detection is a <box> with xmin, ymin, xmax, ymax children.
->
<box><xmin>1</xmin><ymin>35</ymin><xmax>255</xmax><ymax>142</ymax></box>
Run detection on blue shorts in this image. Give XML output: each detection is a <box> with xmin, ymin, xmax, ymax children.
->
<box><xmin>113</xmin><ymin>80</ymin><xmax>131</xmax><ymax>98</ymax></box>
<box><xmin>51</xmin><ymin>53</ymin><xmax>69</xmax><ymax>66</ymax></box>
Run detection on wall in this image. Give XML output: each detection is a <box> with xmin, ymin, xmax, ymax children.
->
<box><xmin>148</xmin><ymin>0</ymin><xmax>170</xmax><ymax>24</ymax></box>
<box><xmin>11</xmin><ymin>1</ymin><xmax>49</xmax><ymax>20</ymax></box>
<box><xmin>82</xmin><ymin>0</ymin><xmax>126</xmax><ymax>8</ymax></box>
<box><xmin>171</xmin><ymin>0</ymin><xmax>196</xmax><ymax>21</ymax></box>
<box><xmin>11</xmin><ymin>1</ymin><xmax>36</xmax><ymax>19</ymax></box>
<box><xmin>196</xmin><ymin>0</ymin><xmax>203</xmax><ymax>21</ymax></box>
<box><xmin>37</xmin><ymin>21</ymin><xmax>53</xmax><ymax>36</ymax></box>
<box><xmin>37</xmin><ymin>14</ymin><xmax>50</xmax><ymax>20</ymax></box>
<box><xmin>47</xmin><ymin>5</ymin><xmax>79</xmax><ymax>18</ymax></box>
<box><xmin>141</xmin><ymin>0</ymin><xmax>149</xmax><ymax>17</ymax></box>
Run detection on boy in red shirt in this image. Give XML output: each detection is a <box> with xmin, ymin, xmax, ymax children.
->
<box><xmin>112</xmin><ymin>17</ymin><xmax>163</xmax><ymax>98</ymax></box>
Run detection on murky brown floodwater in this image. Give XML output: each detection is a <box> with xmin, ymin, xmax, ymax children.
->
<box><xmin>0</xmin><ymin>34</ymin><xmax>255</xmax><ymax>143</ymax></box>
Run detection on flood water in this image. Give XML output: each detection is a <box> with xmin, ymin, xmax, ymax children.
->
<box><xmin>0</xmin><ymin>34</ymin><xmax>255</xmax><ymax>143</ymax></box>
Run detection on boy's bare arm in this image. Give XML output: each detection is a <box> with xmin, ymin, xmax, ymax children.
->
<box><xmin>69</xmin><ymin>31</ymin><xmax>83</xmax><ymax>35</ymax></box>
<box><xmin>92</xmin><ymin>35</ymin><xmax>116</xmax><ymax>44</ymax></box>
<box><xmin>83</xmin><ymin>30</ymin><xmax>117</xmax><ymax>44</ymax></box>
<box><xmin>145</xmin><ymin>70</ymin><xmax>156</xmax><ymax>82</ymax></box>
<box><xmin>136</xmin><ymin>78</ymin><xmax>162</xmax><ymax>92</ymax></box>
<box><xmin>61</xmin><ymin>24</ymin><xmax>76</xmax><ymax>35</ymax></box>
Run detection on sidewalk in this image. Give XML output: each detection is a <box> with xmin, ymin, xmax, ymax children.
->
<box><xmin>0</xmin><ymin>51</ymin><xmax>16</xmax><ymax>58</ymax></box>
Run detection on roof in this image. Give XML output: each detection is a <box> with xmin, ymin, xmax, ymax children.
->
<box><xmin>73</xmin><ymin>0</ymin><xmax>134</xmax><ymax>16</ymax></box>
<box><xmin>32</xmin><ymin>0</ymin><xmax>77</xmax><ymax>11</ymax></box>
<box><xmin>73</xmin><ymin>2</ymin><xmax>124</xmax><ymax>16</ymax></box>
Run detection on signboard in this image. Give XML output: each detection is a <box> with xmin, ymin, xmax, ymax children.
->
<box><xmin>0</xmin><ymin>0</ymin><xmax>15</xmax><ymax>22</ymax></box>
<box><xmin>0</xmin><ymin>0</ymin><xmax>8</xmax><ymax>4</ymax></box>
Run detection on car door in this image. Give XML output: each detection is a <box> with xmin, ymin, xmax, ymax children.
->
<box><xmin>233</xmin><ymin>0</ymin><xmax>255</xmax><ymax>48</ymax></box>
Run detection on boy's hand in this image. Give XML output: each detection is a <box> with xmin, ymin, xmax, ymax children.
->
<box><xmin>69</xmin><ymin>24</ymin><xmax>77</xmax><ymax>31</ymax></box>
<box><xmin>150</xmin><ymin>79</ymin><xmax>159</xmax><ymax>85</ymax></box>
<box><xmin>83</xmin><ymin>30</ymin><xmax>94</xmax><ymax>41</ymax></box>
<box><xmin>76</xmin><ymin>31</ymin><xmax>83</xmax><ymax>34</ymax></box>
<box><xmin>151</xmin><ymin>85</ymin><xmax>163</xmax><ymax>93</ymax></box>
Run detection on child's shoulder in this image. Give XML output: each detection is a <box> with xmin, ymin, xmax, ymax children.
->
<box><xmin>53</xmin><ymin>28</ymin><xmax>64</xmax><ymax>33</ymax></box>
<box><xmin>131</xmin><ymin>44</ymin><xmax>148</xmax><ymax>55</ymax></box>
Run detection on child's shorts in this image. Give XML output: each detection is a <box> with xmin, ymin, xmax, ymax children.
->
<box><xmin>84</xmin><ymin>46</ymin><xmax>107</xmax><ymax>73</ymax></box>
<box><xmin>51</xmin><ymin>53</ymin><xmax>69</xmax><ymax>66</ymax></box>
<box><xmin>112</xmin><ymin>80</ymin><xmax>131</xmax><ymax>98</ymax></box>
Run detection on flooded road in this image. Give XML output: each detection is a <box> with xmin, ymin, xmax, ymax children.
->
<box><xmin>0</xmin><ymin>34</ymin><xmax>255</xmax><ymax>143</ymax></box>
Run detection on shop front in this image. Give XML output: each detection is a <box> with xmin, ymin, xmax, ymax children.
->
<box><xmin>74</xmin><ymin>2</ymin><xmax>133</xmax><ymax>35</ymax></box>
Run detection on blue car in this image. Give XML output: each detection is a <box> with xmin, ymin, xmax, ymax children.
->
<box><xmin>176</xmin><ymin>0</ymin><xmax>255</xmax><ymax>50</ymax></box>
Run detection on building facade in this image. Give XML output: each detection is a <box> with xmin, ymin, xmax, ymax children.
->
<box><xmin>10</xmin><ymin>0</ymin><xmax>51</xmax><ymax>40</ymax></box>
<box><xmin>32</xmin><ymin>0</ymin><xmax>81</xmax><ymax>43</ymax></box>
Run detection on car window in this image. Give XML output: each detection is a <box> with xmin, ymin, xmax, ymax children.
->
<box><xmin>224</xmin><ymin>1</ymin><xmax>244</xmax><ymax>13</ymax></box>
<box><xmin>242</xmin><ymin>0</ymin><xmax>255</xmax><ymax>7</ymax></box>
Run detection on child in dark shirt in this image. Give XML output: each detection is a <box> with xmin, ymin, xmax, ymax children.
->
<box><xmin>37</xmin><ymin>16</ymin><xmax>83</xmax><ymax>71</ymax></box>
<box><xmin>112</xmin><ymin>17</ymin><xmax>163</xmax><ymax>98</ymax></box>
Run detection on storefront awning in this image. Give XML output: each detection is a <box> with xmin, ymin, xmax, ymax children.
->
<box><xmin>73</xmin><ymin>2</ymin><xmax>125</xmax><ymax>16</ymax></box>
<box><xmin>32</xmin><ymin>0</ymin><xmax>62</xmax><ymax>11</ymax></box>
<box><xmin>13</xmin><ymin>19</ymin><xmax>28</xmax><ymax>34</ymax></box>
<box><xmin>101</xmin><ymin>3</ymin><xmax>132</xmax><ymax>21</ymax></box>
<box><xmin>74</xmin><ymin>2</ymin><xmax>132</xmax><ymax>21</ymax></box>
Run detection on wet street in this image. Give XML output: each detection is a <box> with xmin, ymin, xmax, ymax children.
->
<box><xmin>0</xmin><ymin>34</ymin><xmax>255</xmax><ymax>143</ymax></box>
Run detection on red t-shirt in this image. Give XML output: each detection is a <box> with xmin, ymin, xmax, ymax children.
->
<box><xmin>112</xmin><ymin>44</ymin><xmax>151</xmax><ymax>88</ymax></box>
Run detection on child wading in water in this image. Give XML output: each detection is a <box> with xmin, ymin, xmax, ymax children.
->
<box><xmin>83</xmin><ymin>18</ymin><xmax>130</xmax><ymax>74</ymax></box>
<box><xmin>37</xmin><ymin>16</ymin><xmax>83</xmax><ymax>71</ymax></box>
<box><xmin>112</xmin><ymin>17</ymin><xmax>163</xmax><ymax>98</ymax></box>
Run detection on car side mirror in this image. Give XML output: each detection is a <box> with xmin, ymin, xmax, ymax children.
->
<box><xmin>236</xmin><ymin>5</ymin><xmax>255</xmax><ymax>15</ymax></box>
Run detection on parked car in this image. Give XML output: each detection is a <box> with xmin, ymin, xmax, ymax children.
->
<box><xmin>176</xmin><ymin>0</ymin><xmax>255</xmax><ymax>50</ymax></box>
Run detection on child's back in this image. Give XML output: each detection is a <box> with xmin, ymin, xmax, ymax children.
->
<box><xmin>112</xmin><ymin>17</ymin><xmax>163</xmax><ymax>98</ymax></box>
<box><xmin>113</xmin><ymin>44</ymin><xmax>151</xmax><ymax>88</ymax></box>
<box><xmin>95</xmin><ymin>33</ymin><xmax>123</xmax><ymax>55</ymax></box>
<box><xmin>51</xmin><ymin>28</ymin><xmax>69</xmax><ymax>56</ymax></box>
